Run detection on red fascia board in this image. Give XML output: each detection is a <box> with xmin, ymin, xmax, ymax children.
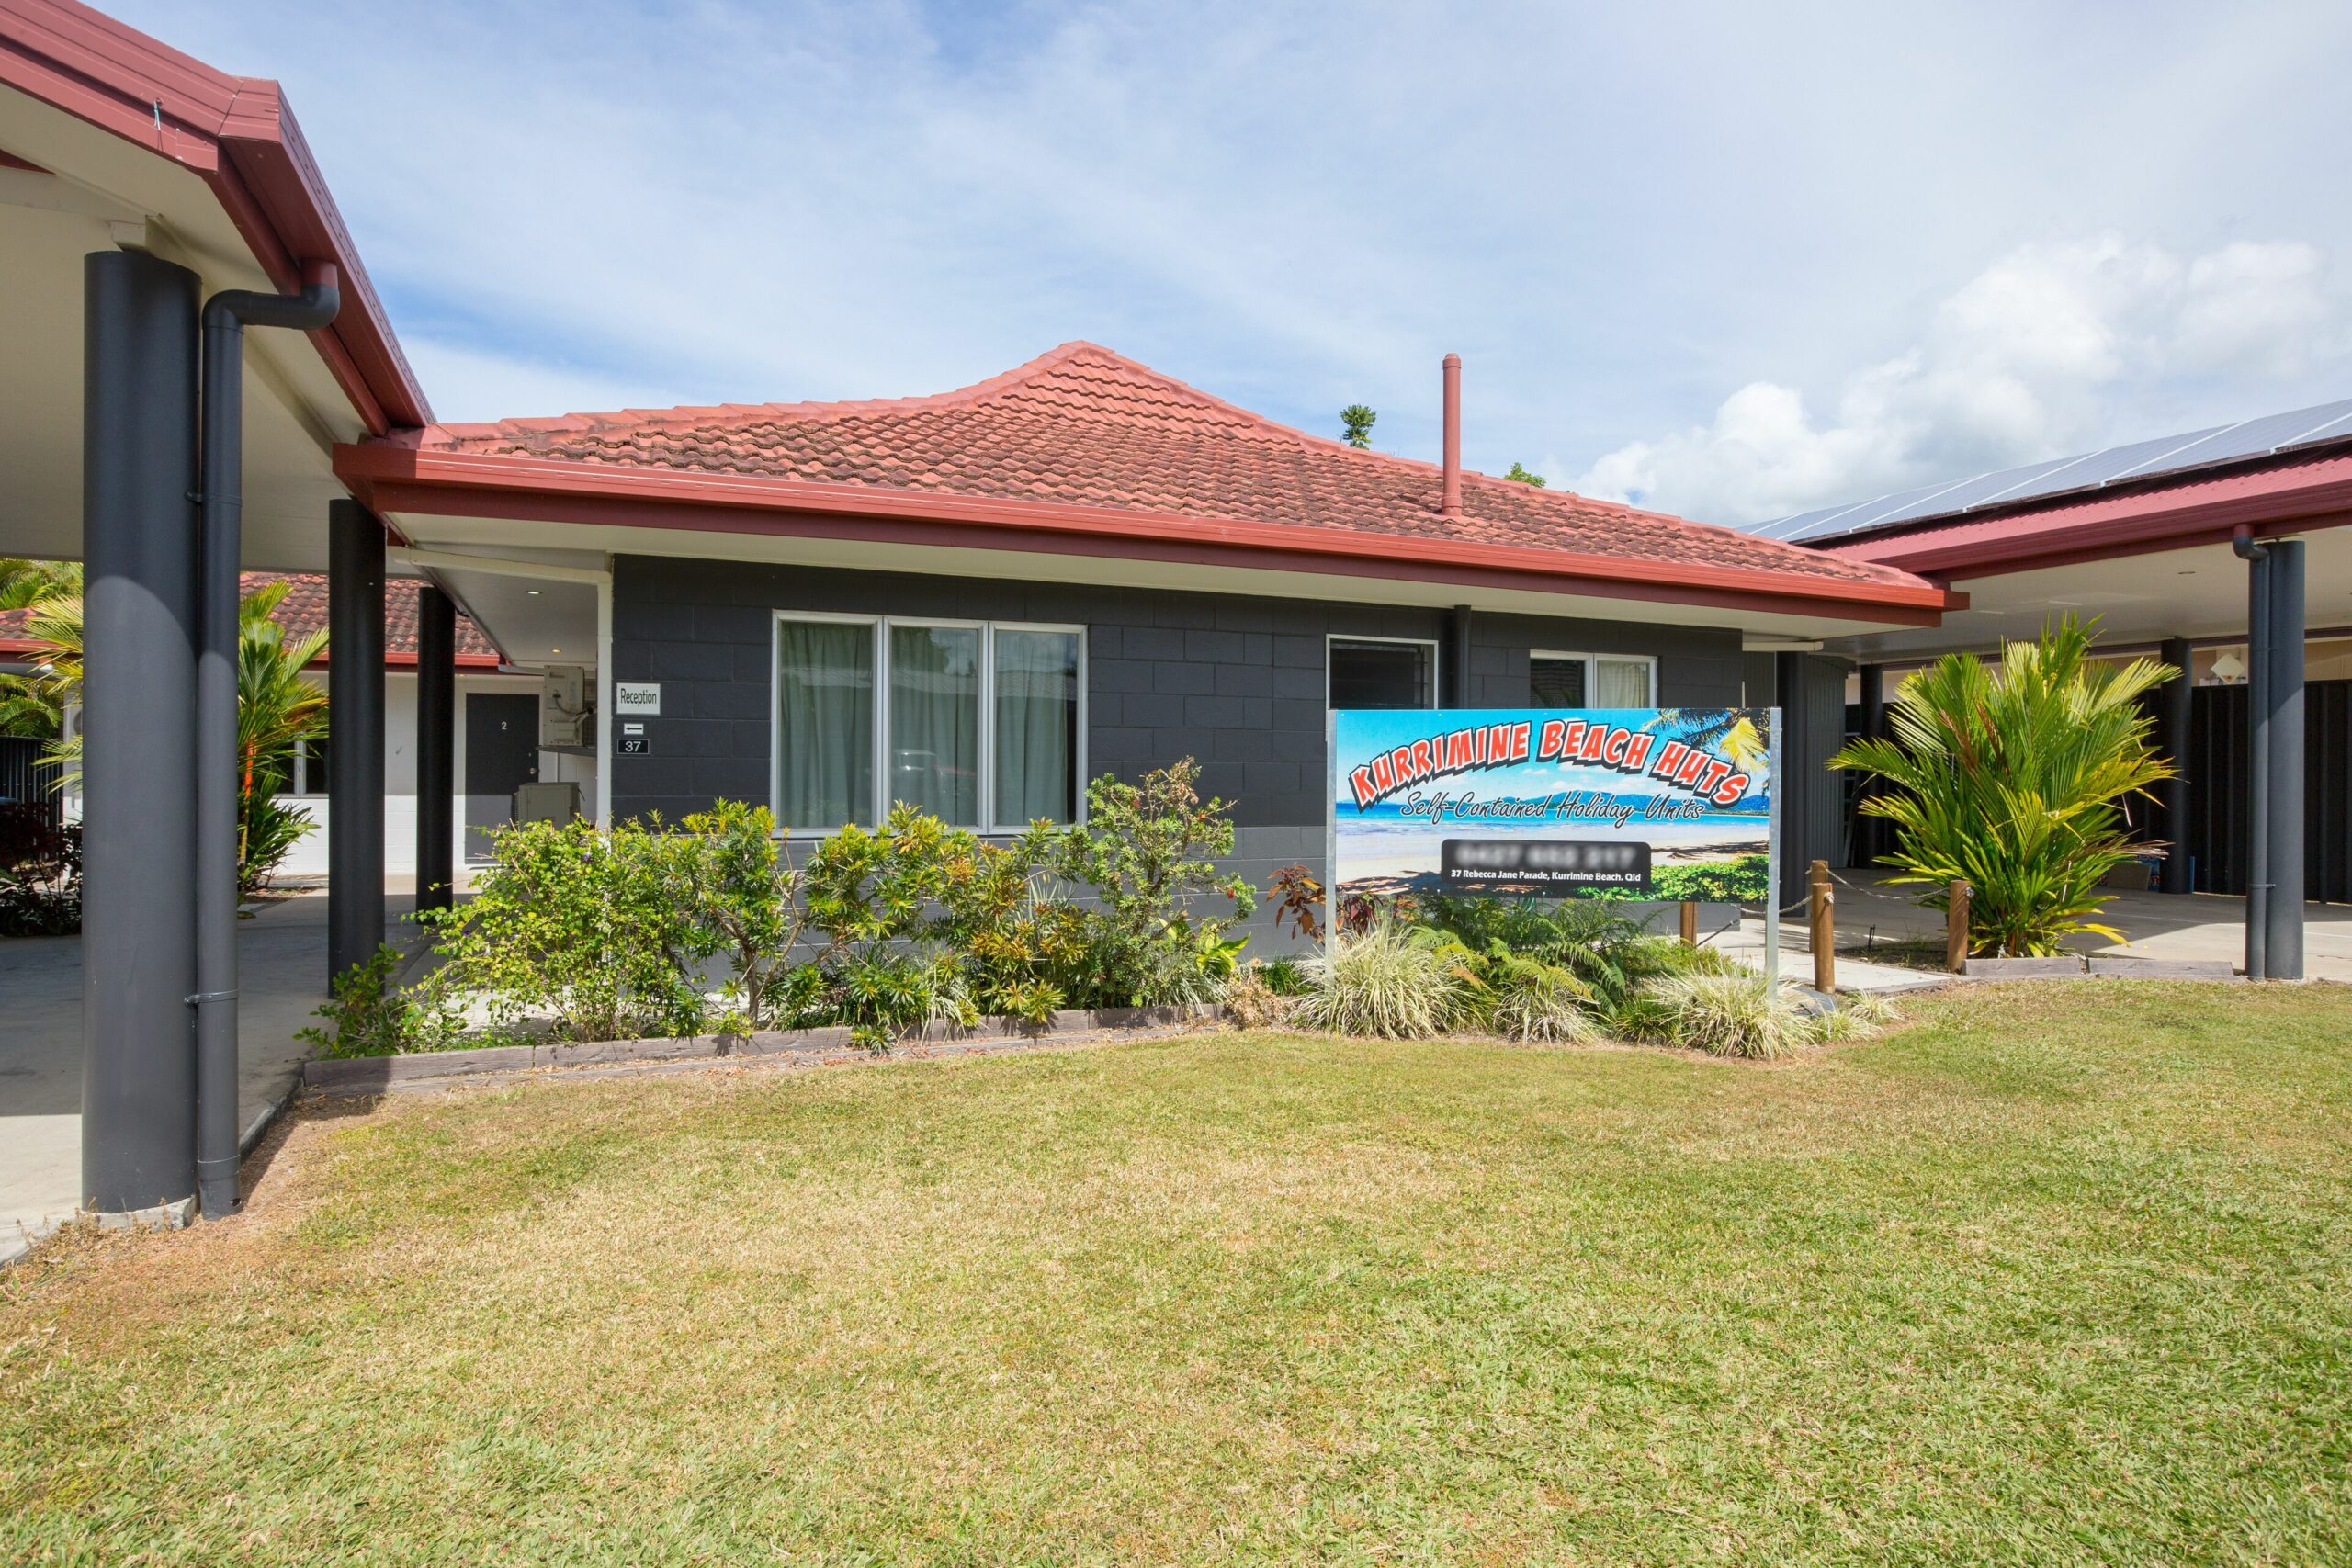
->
<box><xmin>337</xmin><ymin>445</ymin><xmax>1960</xmax><ymax>626</ymax></box>
<box><xmin>0</xmin><ymin>0</ymin><xmax>430</xmax><ymax>431</ymax></box>
<box><xmin>1829</xmin><ymin>456</ymin><xmax>2352</xmax><ymax>579</ymax></box>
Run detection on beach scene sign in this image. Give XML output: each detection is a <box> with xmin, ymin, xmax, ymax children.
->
<box><xmin>1327</xmin><ymin>707</ymin><xmax>1779</xmax><ymax>906</ymax></box>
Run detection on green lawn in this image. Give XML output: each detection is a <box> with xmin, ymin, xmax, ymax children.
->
<box><xmin>6</xmin><ymin>984</ymin><xmax>2350</xmax><ymax>1565</ymax></box>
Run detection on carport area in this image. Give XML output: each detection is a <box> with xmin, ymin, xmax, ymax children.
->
<box><xmin>0</xmin><ymin>5</ymin><xmax>516</xmax><ymax>1234</ymax></box>
<box><xmin>0</xmin><ymin>891</ymin><xmax>416</xmax><ymax>1264</ymax></box>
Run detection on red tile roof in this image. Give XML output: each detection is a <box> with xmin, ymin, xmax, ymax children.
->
<box><xmin>414</xmin><ymin>342</ymin><xmax>1925</xmax><ymax>593</ymax></box>
<box><xmin>0</xmin><ymin>573</ymin><xmax>503</xmax><ymax>667</ymax></box>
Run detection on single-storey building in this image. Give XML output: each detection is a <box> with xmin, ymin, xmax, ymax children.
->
<box><xmin>334</xmin><ymin>340</ymin><xmax>1954</xmax><ymax>952</ymax></box>
<box><xmin>0</xmin><ymin>0</ymin><xmax>2113</xmax><ymax>1225</ymax></box>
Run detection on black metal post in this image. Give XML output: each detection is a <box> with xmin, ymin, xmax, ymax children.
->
<box><xmin>1445</xmin><ymin>604</ymin><xmax>1473</xmax><ymax>707</ymax></box>
<box><xmin>1774</xmin><ymin>650</ymin><xmax>1806</xmax><ymax>915</ymax></box>
<box><xmin>1856</xmin><ymin>663</ymin><xmax>1886</xmax><ymax>866</ymax></box>
<box><xmin>2266</xmin><ymin>540</ymin><xmax>2305</xmax><ymax>977</ymax></box>
<box><xmin>2244</xmin><ymin>545</ymin><xmax>2272</xmax><ymax>978</ymax></box>
<box><xmin>80</xmin><ymin>248</ymin><xmax>200</xmax><ymax>1217</ymax></box>
<box><xmin>328</xmin><ymin>500</ymin><xmax>386</xmax><ymax>985</ymax></box>
<box><xmin>2155</xmin><ymin>637</ymin><xmax>2194</xmax><ymax>895</ymax></box>
<box><xmin>414</xmin><ymin>584</ymin><xmax>457</xmax><ymax>914</ymax></box>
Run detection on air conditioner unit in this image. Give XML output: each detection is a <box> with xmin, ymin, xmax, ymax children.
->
<box><xmin>539</xmin><ymin>664</ymin><xmax>594</xmax><ymax>750</ymax></box>
<box><xmin>514</xmin><ymin>781</ymin><xmax>582</xmax><ymax>826</ymax></box>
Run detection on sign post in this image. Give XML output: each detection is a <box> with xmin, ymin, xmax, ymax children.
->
<box><xmin>1325</xmin><ymin>706</ymin><xmax>1779</xmax><ymax>972</ymax></box>
<box><xmin>1763</xmin><ymin>709</ymin><xmax>1781</xmax><ymax>989</ymax></box>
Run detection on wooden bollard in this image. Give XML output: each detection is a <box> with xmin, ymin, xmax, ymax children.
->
<box><xmin>1679</xmin><ymin>899</ymin><xmax>1697</xmax><ymax>948</ymax></box>
<box><xmin>1946</xmin><ymin>879</ymin><xmax>1971</xmax><ymax>973</ymax></box>
<box><xmin>1808</xmin><ymin>860</ymin><xmax>1834</xmax><ymax>992</ymax></box>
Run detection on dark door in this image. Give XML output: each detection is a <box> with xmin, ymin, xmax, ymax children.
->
<box><xmin>465</xmin><ymin>694</ymin><xmax>539</xmax><ymax>858</ymax></box>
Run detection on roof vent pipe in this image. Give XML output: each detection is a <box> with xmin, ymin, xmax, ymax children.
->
<box><xmin>1441</xmin><ymin>353</ymin><xmax>1463</xmax><ymax>518</ymax></box>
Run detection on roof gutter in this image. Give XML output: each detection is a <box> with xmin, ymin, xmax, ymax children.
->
<box><xmin>335</xmin><ymin>444</ymin><xmax>1962</xmax><ymax>626</ymax></box>
<box><xmin>0</xmin><ymin>0</ymin><xmax>430</xmax><ymax>431</ymax></box>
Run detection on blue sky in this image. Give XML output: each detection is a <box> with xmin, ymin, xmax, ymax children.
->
<box><xmin>121</xmin><ymin>1</ymin><xmax>2352</xmax><ymax>524</ymax></box>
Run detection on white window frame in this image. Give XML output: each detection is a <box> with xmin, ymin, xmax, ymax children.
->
<box><xmin>1325</xmin><ymin>633</ymin><xmax>1441</xmax><ymax>710</ymax></box>
<box><xmin>283</xmin><ymin>737</ymin><xmax>328</xmax><ymax>798</ymax></box>
<box><xmin>1530</xmin><ymin>649</ymin><xmax>1657</xmax><ymax>706</ymax></box>
<box><xmin>770</xmin><ymin>611</ymin><xmax>1087</xmax><ymax>838</ymax></box>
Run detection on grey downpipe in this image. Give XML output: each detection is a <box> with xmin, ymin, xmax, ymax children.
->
<box><xmin>2233</xmin><ymin>526</ymin><xmax>2269</xmax><ymax>980</ymax></box>
<box><xmin>196</xmin><ymin>265</ymin><xmax>340</xmax><ymax>1220</ymax></box>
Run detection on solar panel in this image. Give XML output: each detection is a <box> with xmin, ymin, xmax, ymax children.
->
<box><xmin>1729</xmin><ymin>394</ymin><xmax>2352</xmax><ymax>543</ymax></box>
<box><xmin>1864</xmin><ymin>455</ymin><xmax>2078</xmax><ymax>525</ymax></box>
<box><xmin>2273</xmin><ymin>397</ymin><xmax>2352</xmax><ymax>450</ymax></box>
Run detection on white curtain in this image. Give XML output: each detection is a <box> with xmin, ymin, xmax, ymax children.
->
<box><xmin>994</xmin><ymin>629</ymin><xmax>1079</xmax><ymax>824</ymax></box>
<box><xmin>888</xmin><ymin>624</ymin><xmax>980</xmax><ymax>824</ymax></box>
<box><xmin>777</xmin><ymin>619</ymin><xmax>875</xmax><ymax>829</ymax></box>
<box><xmin>1596</xmin><ymin>657</ymin><xmax>1653</xmax><ymax>706</ymax></box>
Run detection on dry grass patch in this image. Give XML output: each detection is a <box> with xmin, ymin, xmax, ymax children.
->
<box><xmin>5</xmin><ymin>983</ymin><xmax>2350</xmax><ymax>1564</ymax></box>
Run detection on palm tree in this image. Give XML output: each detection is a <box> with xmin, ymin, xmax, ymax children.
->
<box><xmin>233</xmin><ymin>581</ymin><xmax>330</xmax><ymax>889</ymax></box>
<box><xmin>1830</xmin><ymin>616</ymin><xmax>2175</xmax><ymax>956</ymax></box>
<box><xmin>0</xmin><ymin>560</ymin><xmax>79</xmax><ymax>739</ymax></box>
<box><xmin>11</xmin><ymin>580</ymin><xmax>329</xmax><ymax>888</ymax></box>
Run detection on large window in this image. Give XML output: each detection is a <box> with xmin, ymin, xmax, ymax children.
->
<box><xmin>1532</xmin><ymin>650</ymin><xmax>1655</xmax><ymax>707</ymax></box>
<box><xmin>774</xmin><ymin>615</ymin><xmax>1083</xmax><ymax>834</ymax></box>
<box><xmin>1328</xmin><ymin>636</ymin><xmax>1437</xmax><ymax>709</ymax></box>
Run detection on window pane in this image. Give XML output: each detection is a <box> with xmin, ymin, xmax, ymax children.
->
<box><xmin>994</xmin><ymin>628</ymin><xmax>1080</xmax><ymax>824</ymax></box>
<box><xmin>777</xmin><ymin>619</ymin><xmax>875</xmax><ymax>829</ymax></box>
<box><xmin>1329</xmin><ymin>639</ymin><xmax>1432</xmax><ymax>709</ymax></box>
<box><xmin>1530</xmin><ymin>656</ymin><xmax>1586</xmax><ymax>706</ymax></box>
<box><xmin>888</xmin><ymin>624</ymin><xmax>980</xmax><ymax>824</ymax></box>
<box><xmin>1596</xmin><ymin>657</ymin><xmax>1652</xmax><ymax>705</ymax></box>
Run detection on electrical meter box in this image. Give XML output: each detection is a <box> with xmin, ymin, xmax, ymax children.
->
<box><xmin>538</xmin><ymin>665</ymin><xmax>594</xmax><ymax>750</ymax></box>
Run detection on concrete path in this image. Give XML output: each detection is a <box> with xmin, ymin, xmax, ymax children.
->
<box><xmin>1828</xmin><ymin>874</ymin><xmax>2352</xmax><ymax>980</ymax></box>
<box><xmin>1</xmin><ymin>890</ymin><xmax>416</xmax><ymax>1264</ymax></box>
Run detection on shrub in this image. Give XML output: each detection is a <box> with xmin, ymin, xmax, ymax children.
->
<box><xmin>1624</xmin><ymin>972</ymin><xmax>1890</xmax><ymax>1060</ymax></box>
<box><xmin>1471</xmin><ymin>947</ymin><xmax>1598</xmax><ymax>1043</ymax></box>
<box><xmin>297</xmin><ymin>943</ymin><xmax>465</xmax><ymax>1058</ymax></box>
<box><xmin>239</xmin><ymin>776</ymin><xmax>315</xmax><ymax>896</ymax></box>
<box><xmin>1223</xmin><ymin>967</ymin><xmax>1291</xmax><ymax>1030</ymax></box>
<box><xmin>426</xmin><ymin>816</ymin><xmax>706</xmax><ymax>1042</ymax></box>
<box><xmin>0</xmin><ymin>804</ymin><xmax>78</xmax><ymax>937</ymax></box>
<box><xmin>1255</xmin><ymin>954</ymin><xmax>1310</xmax><ymax>997</ymax></box>
<box><xmin>672</xmin><ymin>800</ymin><xmax>803</xmax><ymax>1030</ymax></box>
<box><xmin>1054</xmin><ymin>760</ymin><xmax>1253</xmax><ymax>1006</ymax></box>
<box><xmin>1267</xmin><ymin>863</ymin><xmax>1325</xmax><ymax>942</ymax></box>
<box><xmin>1295</xmin><ymin>916</ymin><xmax>1466</xmax><ymax>1039</ymax></box>
<box><xmin>1832</xmin><ymin>615</ymin><xmax>2176</xmax><ymax>956</ymax></box>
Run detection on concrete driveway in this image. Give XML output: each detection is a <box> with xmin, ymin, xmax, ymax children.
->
<box><xmin>1831</xmin><ymin>874</ymin><xmax>2352</xmax><ymax>979</ymax></box>
<box><xmin>2</xmin><ymin>889</ymin><xmax>417</xmax><ymax>1263</ymax></box>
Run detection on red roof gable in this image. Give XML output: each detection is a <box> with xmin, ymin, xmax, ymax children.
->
<box><xmin>404</xmin><ymin>343</ymin><xmax>1931</xmax><ymax>598</ymax></box>
<box><xmin>0</xmin><ymin>573</ymin><xmax>502</xmax><ymax>667</ymax></box>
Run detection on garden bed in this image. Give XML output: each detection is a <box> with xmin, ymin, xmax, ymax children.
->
<box><xmin>303</xmin><ymin>1003</ymin><xmax>1226</xmax><ymax>1094</ymax></box>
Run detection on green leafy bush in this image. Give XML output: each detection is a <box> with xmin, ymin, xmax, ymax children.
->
<box><xmin>425</xmin><ymin>816</ymin><xmax>707</xmax><ymax>1043</ymax></box>
<box><xmin>671</xmin><ymin>800</ymin><xmax>803</xmax><ymax>1030</ymax></box>
<box><xmin>0</xmin><ymin>804</ymin><xmax>77</xmax><ymax>937</ymax></box>
<box><xmin>1832</xmin><ymin>615</ymin><xmax>2176</xmax><ymax>956</ymax></box>
<box><xmin>300</xmin><ymin>943</ymin><xmax>465</xmax><ymax>1058</ymax></box>
<box><xmin>1053</xmin><ymin>759</ymin><xmax>1253</xmax><ymax>1005</ymax></box>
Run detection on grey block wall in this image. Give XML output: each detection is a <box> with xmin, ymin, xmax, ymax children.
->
<box><xmin>610</xmin><ymin>556</ymin><xmax>1747</xmax><ymax>949</ymax></box>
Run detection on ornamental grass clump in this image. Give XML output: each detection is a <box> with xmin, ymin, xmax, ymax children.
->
<box><xmin>1634</xmin><ymin>972</ymin><xmax>1817</xmax><ymax>1060</ymax></box>
<box><xmin>1831</xmin><ymin>615</ymin><xmax>2176</xmax><ymax>957</ymax></box>
<box><xmin>1295</xmin><ymin>916</ymin><xmax>1465</xmax><ymax>1039</ymax></box>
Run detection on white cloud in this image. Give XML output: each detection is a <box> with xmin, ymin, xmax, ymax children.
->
<box><xmin>1576</xmin><ymin>237</ymin><xmax>2347</xmax><ymax>525</ymax></box>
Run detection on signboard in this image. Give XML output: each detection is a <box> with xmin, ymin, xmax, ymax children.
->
<box><xmin>615</xmin><ymin>682</ymin><xmax>662</xmax><ymax>716</ymax></box>
<box><xmin>1328</xmin><ymin>707</ymin><xmax>1778</xmax><ymax>910</ymax></box>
